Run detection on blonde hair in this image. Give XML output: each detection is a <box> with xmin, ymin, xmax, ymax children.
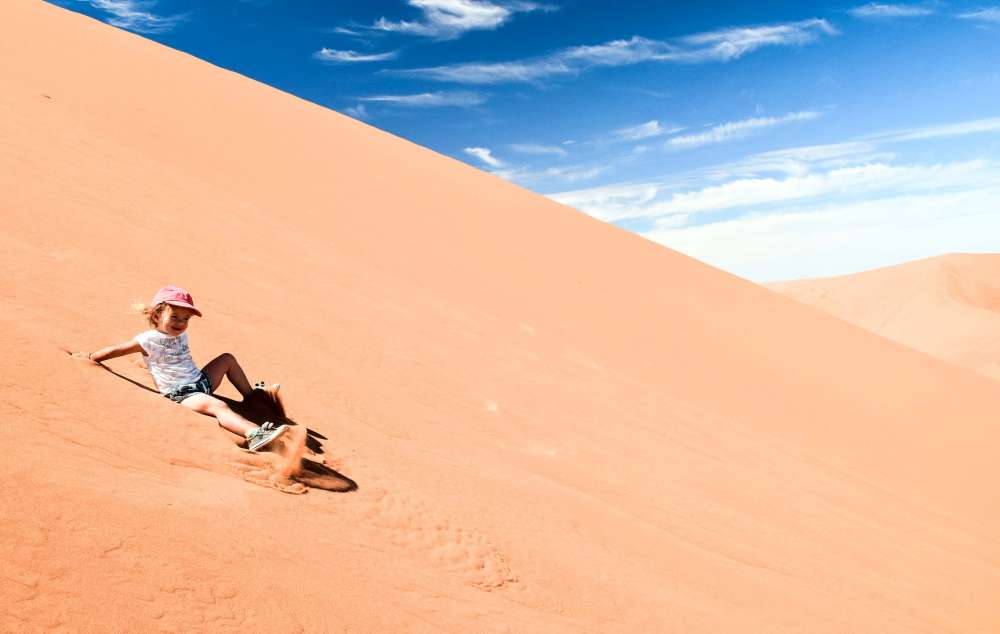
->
<box><xmin>130</xmin><ymin>300</ymin><xmax>168</xmax><ymax>329</ymax></box>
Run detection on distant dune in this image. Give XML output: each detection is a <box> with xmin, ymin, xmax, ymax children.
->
<box><xmin>770</xmin><ymin>253</ymin><xmax>1000</xmax><ymax>380</ymax></box>
<box><xmin>2</xmin><ymin>1</ymin><xmax>1000</xmax><ymax>632</ymax></box>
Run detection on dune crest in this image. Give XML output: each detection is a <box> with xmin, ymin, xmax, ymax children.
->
<box><xmin>770</xmin><ymin>253</ymin><xmax>1000</xmax><ymax>379</ymax></box>
<box><xmin>2</xmin><ymin>1</ymin><xmax>1000</xmax><ymax>631</ymax></box>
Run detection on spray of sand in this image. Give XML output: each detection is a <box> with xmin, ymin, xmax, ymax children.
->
<box><xmin>228</xmin><ymin>426</ymin><xmax>310</xmax><ymax>495</ymax></box>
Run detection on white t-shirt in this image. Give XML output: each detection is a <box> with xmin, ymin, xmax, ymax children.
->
<box><xmin>133</xmin><ymin>330</ymin><xmax>203</xmax><ymax>394</ymax></box>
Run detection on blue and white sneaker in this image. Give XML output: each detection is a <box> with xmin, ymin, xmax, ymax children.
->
<box><xmin>245</xmin><ymin>422</ymin><xmax>288</xmax><ymax>451</ymax></box>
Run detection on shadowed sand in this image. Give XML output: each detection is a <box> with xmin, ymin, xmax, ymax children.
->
<box><xmin>770</xmin><ymin>253</ymin><xmax>1000</xmax><ymax>380</ymax></box>
<box><xmin>2</xmin><ymin>1</ymin><xmax>1000</xmax><ymax>632</ymax></box>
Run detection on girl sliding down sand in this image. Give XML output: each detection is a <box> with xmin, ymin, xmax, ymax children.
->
<box><xmin>74</xmin><ymin>285</ymin><xmax>287</xmax><ymax>452</ymax></box>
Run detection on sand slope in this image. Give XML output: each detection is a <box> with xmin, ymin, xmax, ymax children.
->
<box><xmin>2</xmin><ymin>1</ymin><xmax>999</xmax><ymax>631</ymax></box>
<box><xmin>770</xmin><ymin>253</ymin><xmax>1000</xmax><ymax>380</ymax></box>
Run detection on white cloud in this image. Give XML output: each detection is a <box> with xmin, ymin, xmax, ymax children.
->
<box><xmin>549</xmin><ymin>114</ymin><xmax>1000</xmax><ymax>224</ymax></box>
<box><xmin>77</xmin><ymin>0</ymin><xmax>186</xmax><ymax>33</ymax></box>
<box><xmin>372</xmin><ymin>0</ymin><xmax>555</xmax><ymax>40</ymax></box>
<box><xmin>313</xmin><ymin>49</ymin><xmax>398</xmax><ymax>63</ymax></box>
<box><xmin>614</xmin><ymin>120</ymin><xmax>674</xmax><ymax>141</ymax></box>
<box><xmin>672</xmin><ymin>19</ymin><xmax>838</xmax><ymax>62</ymax></box>
<box><xmin>958</xmin><ymin>7</ymin><xmax>1000</xmax><ymax>22</ymax></box>
<box><xmin>391</xmin><ymin>19</ymin><xmax>836</xmax><ymax>84</ymax></box>
<box><xmin>548</xmin><ymin>115</ymin><xmax>1000</xmax><ymax>280</ymax></box>
<box><xmin>313</xmin><ymin>48</ymin><xmax>399</xmax><ymax>63</ymax></box>
<box><xmin>509</xmin><ymin>143</ymin><xmax>568</xmax><ymax>156</ymax></box>
<box><xmin>541</xmin><ymin>165</ymin><xmax>606</xmax><ymax>183</ymax></box>
<box><xmin>848</xmin><ymin>3</ymin><xmax>935</xmax><ymax>18</ymax></box>
<box><xmin>745</xmin><ymin>141</ymin><xmax>885</xmax><ymax>164</ymax></box>
<box><xmin>645</xmin><ymin>161</ymin><xmax>997</xmax><ymax>217</ymax></box>
<box><xmin>872</xmin><ymin>116</ymin><xmax>1000</xmax><ymax>142</ymax></box>
<box><xmin>647</xmin><ymin>185</ymin><xmax>1000</xmax><ymax>282</ymax></box>
<box><xmin>550</xmin><ymin>183</ymin><xmax>660</xmax><ymax>221</ymax></box>
<box><xmin>730</xmin><ymin>117</ymin><xmax>1000</xmax><ymax>174</ymax></box>
<box><xmin>464</xmin><ymin>147</ymin><xmax>504</xmax><ymax>167</ymax></box>
<box><xmin>357</xmin><ymin>91</ymin><xmax>487</xmax><ymax>107</ymax></box>
<box><xmin>667</xmin><ymin>111</ymin><xmax>822</xmax><ymax>149</ymax></box>
<box><xmin>494</xmin><ymin>163</ymin><xmax>607</xmax><ymax>186</ymax></box>
<box><xmin>727</xmin><ymin>141</ymin><xmax>894</xmax><ymax>177</ymax></box>
<box><xmin>343</xmin><ymin>104</ymin><xmax>370</xmax><ymax>120</ymax></box>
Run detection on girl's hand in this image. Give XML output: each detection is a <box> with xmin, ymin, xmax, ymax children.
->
<box><xmin>68</xmin><ymin>350</ymin><xmax>99</xmax><ymax>366</ymax></box>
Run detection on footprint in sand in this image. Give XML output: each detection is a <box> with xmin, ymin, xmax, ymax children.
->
<box><xmin>356</xmin><ymin>489</ymin><xmax>517</xmax><ymax>590</ymax></box>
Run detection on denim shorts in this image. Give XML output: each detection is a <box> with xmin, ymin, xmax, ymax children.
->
<box><xmin>164</xmin><ymin>371</ymin><xmax>214</xmax><ymax>404</ymax></box>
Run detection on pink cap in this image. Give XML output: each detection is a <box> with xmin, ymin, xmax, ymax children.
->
<box><xmin>151</xmin><ymin>285</ymin><xmax>202</xmax><ymax>317</ymax></box>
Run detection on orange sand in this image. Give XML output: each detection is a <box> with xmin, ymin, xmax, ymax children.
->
<box><xmin>771</xmin><ymin>253</ymin><xmax>1000</xmax><ymax>381</ymax></box>
<box><xmin>1</xmin><ymin>2</ymin><xmax>999</xmax><ymax>631</ymax></box>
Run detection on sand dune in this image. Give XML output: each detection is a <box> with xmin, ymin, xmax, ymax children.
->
<box><xmin>770</xmin><ymin>253</ymin><xmax>1000</xmax><ymax>380</ymax></box>
<box><xmin>2</xmin><ymin>1</ymin><xmax>999</xmax><ymax>631</ymax></box>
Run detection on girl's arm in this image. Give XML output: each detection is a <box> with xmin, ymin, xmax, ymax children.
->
<box><xmin>84</xmin><ymin>340</ymin><xmax>145</xmax><ymax>363</ymax></box>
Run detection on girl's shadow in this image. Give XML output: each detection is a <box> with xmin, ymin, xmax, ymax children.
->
<box><xmin>95</xmin><ymin>362</ymin><xmax>357</xmax><ymax>493</ymax></box>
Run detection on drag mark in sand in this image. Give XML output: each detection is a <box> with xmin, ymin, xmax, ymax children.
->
<box><xmin>228</xmin><ymin>426</ymin><xmax>310</xmax><ymax>494</ymax></box>
<box><xmin>355</xmin><ymin>488</ymin><xmax>517</xmax><ymax>590</ymax></box>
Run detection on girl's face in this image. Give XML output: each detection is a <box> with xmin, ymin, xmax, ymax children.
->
<box><xmin>157</xmin><ymin>304</ymin><xmax>196</xmax><ymax>336</ymax></box>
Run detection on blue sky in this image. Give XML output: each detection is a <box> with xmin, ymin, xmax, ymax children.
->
<box><xmin>49</xmin><ymin>1</ymin><xmax>1000</xmax><ymax>280</ymax></box>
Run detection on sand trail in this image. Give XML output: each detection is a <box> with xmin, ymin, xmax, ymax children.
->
<box><xmin>229</xmin><ymin>426</ymin><xmax>310</xmax><ymax>495</ymax></box>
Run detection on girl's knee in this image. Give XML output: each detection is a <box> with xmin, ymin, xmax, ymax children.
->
<box><xmin>207</xmin><ymin>352</ymin><xmax>237</xmax><ymax>370</ymax></box>
<box><xmin>183</xmin><ymin>394</ymin><xmax>228</xmax><ymax>415</ymax></box>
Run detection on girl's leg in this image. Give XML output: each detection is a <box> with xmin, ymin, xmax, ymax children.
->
<box><xmin>201</xmin><ymin>353</ymin><xmax>253</xmax><ymax>398</ymax></box>
<box><xmin>180</xmin><ymin>393</ymin><xmax>257</xmax><ymax>437</ymax></box>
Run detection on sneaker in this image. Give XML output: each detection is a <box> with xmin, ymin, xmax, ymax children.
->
<box><xmin>245</xmin><ymin>422</ymin><xmax>288</xmax><ymax>452</ymax></box>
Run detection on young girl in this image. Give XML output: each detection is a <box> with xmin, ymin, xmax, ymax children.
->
<box><xmin>77</xmin><ymin>285</ymin><xmax>287</xmax><ymax>452</ymax></box>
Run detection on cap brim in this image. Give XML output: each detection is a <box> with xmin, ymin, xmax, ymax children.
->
<box><xmin>165</xmin><ymin>301</ymin><xmax>202</xmax><ymax>317</ymax></box>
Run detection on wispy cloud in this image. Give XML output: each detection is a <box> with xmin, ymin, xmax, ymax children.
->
<box><xmin>667</xmin><ymin>111</ymin><xmax>822</xmax><ymax>149</ymax></box>
<box><xmin>496</xmin><ymin>163</ymin><xmax>607</xmax><ymax>185</ymax></box>
<box><xmin>552</xmin><ymin>115</ymin><xmax>1000</xmax><ymax>224</ymax></box>
<box><xmin>644</xmin><ymin>161</ymin><xmax>995</xmax><ymax>216</ymax></box>
<box><xmin>869</xmin><ymin>116</ymin><xmax>1000</xmax><ymax>142</ymax></box>
<box><xmin>357</xmin><ymin>91</ymin><xmax>488</xmax><ymax>107</ymax></box>
<box><xmin>732</xmin><ymin>141</ymin><xmax>894</xmax><ymax>176</ymax></box>
<box><xmin>731</xmin><ymin>117</ymin><xmax>1000</xmax><ymax>172</ymax></box>
<box><xmin>548</xmin><ymin>114</ymin><xmax>1000</xmax><ymax>280</ymax></box>
<box><xmin>538</xmin><ymin>165</ymin><xmax>606</xmax><ymax>183</ymax></box>
<box><xmin>390</xmin><ymin>19</ymin><xmax>836</xmax><ymax>84</ymax></box>
<box><xmin>464</xmin><ymin>147</ymin><xmax>505</xmax><ymax>167</ymax></box>
<box><xmin>549</xmin><ymin>183</ymin><xmax>660</xmax><ymax>222</ymax></box>
<box><xmin>648</xmin><ymin>180</ymin><xmax>1000</xmax><ymax>282</ymax></box>
<box><xmin>958</xmin><ymin>7</ymin><xmax>1000</xmax><ymax>22</ymax></box>
<box><xmin>552</xmin><ymin>159</ymin><xmax>1000</xmax><ymax>280</ymax></box>
<box><xmin>76</xmin><ymin>0</ymin><xmax>187</xmax><ymax>33</ymax></box>
<box><xmin>371</xmin><ymin>0</ymin><xmax>556</xmax><ymax>40</ymax></box>
<box><xmin>343</xmin><ymin>104</ymin><xmax>370</xmax><ymax>120</ymax></box>
<box><xmin>613</xmin><ymin>120</ymin><xmax>680</xmax><ymax>141</ymax></box>
<box><xmin>509</xmin><ymin>143</ymin><xmax>568</xmax><ymax>156</ymax></box>
<box><xmin>848</xmin><ymin>3</ymin><xmax>935</xmax><ymax>18</ymax></box>
<box><xmin>672</xmin><ymin>20</ymin><xmax>838</xmax><ymax>62</ymax></box>
<box><xmin>313</xmin><ymin>48</ymin><xmax>399</xmax><ymax>63</ymax></box>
